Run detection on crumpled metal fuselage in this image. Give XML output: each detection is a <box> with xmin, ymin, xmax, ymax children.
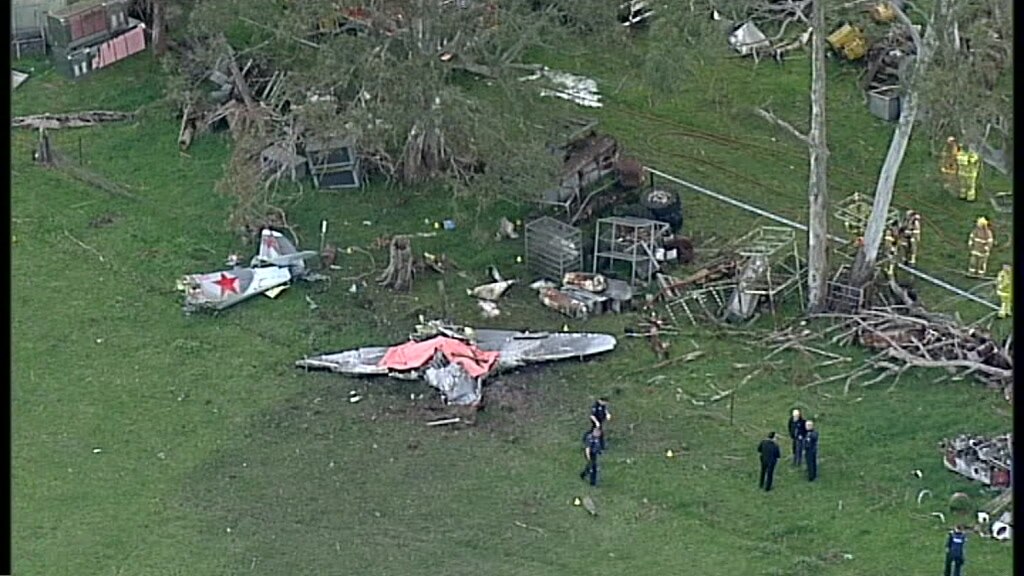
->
<box><xmin>295</xmin><ymin>326</ymin><xmax>617</xmax><ymax>405</ymax></box>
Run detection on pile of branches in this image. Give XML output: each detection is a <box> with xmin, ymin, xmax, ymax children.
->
<box><xmin>768</xmin><ymin>304</ymin><xmax>1013</xmax><ymax>401</ymax></box>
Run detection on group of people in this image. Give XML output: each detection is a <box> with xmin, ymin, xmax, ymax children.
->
<box><xmin>576</xmin><ymin>399</ymin><xmax>971</xmax><ymax>573</ymax></box>
<box><xmin>756</xmin><ymin>409</ymin><xmax>820</xmax><ymax>491</ymax></box>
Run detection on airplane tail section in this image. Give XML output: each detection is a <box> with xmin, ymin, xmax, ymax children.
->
<box><xmin>257</xmin><ymin>229</ymin><xmax>298</xmax><ymax>262</ymax></box>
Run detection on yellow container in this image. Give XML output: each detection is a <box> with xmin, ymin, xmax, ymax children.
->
<box><xmin>827</xmin><ymin>24</ymin><xmax>868</xmax><ymax>60</ymax></box>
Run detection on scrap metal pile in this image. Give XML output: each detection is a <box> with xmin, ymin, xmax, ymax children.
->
<box><xmin>941</xmin><ymin>433</ymin><xmax>1012</xmax><ymax>489</ymax></box>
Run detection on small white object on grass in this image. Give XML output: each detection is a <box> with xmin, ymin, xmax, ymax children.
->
<box><xmin>665</xmin><ymin>450</ymin><xmax>674</xmax><ymax>458</ymax></box>
<box><xmin>349</xmin><ymin>395</ymin><xmax>362</xmax><ymax>403</ymax></box>
<box><xmin>92</xmin><ymin>448</ymin><xmax>102</xmax><ymax>454</ymax></box>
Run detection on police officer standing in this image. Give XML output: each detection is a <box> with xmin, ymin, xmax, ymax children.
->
<box><xmin>579</xmin><ymin>427</ymin><xmax>603</xmax><ymax>486</ymax></box>
<box><xmin>944</xmin><ymin>525</ymin><xmax>967</xmax><ymax>576</ymax></box>
<box><xmin>757</xmin><ymin>432</ymin><xmax>781</xmax><ymax>491</ymax></box>
<box><xmin>590</xmin><ymin>397</ymin><xmax>611</xmax><ymax>451</ymax></box>
<box><xmin>787</xmin><ymin>409</ymin><xmax>807</xmax><ymax>466</ymax></box>
<box><xmin>804</xmin><ymin>420</ymin><xmax>820</xmax><ymax>481</ymax></box>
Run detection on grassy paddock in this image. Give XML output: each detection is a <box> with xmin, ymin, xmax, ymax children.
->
<box><xmin>13</xmin><ymin>32</ymin><xmax>1012</xmax><ymax>576</ymax></box>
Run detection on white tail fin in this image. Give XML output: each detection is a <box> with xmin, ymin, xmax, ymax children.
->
<box><xmin>256</xmin><ymin>229</ymin><xmax>298</xmax><ymax>262</ymax></box>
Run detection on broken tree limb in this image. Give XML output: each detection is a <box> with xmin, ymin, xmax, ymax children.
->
<box><xmin>754</xmin><ymin>107</ymin><xmax>810</xmax><ymax>146</ymax></box>
<box><xmin>13</xmin><ymin>111</ymin><xmax>134</xmax><ymax>130</ymax></box>
<box><xmin>512</xmin><ymin>521</ymin><xmax>546</xmax><ymax>535</ymax></box>
<box><xmin>646</xmin><ymin>350</ymin><xmax>706</xmax><ymax>371</ymax></box>
<box><xmin>62</xmin><ymin>229</ymin><xmax>106</xmax><ymax>262</ymax></box>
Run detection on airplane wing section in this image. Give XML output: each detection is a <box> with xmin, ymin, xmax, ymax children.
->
<box><xmin>472</xmin><ymin>329</ymin><xmax>617</xmax><ymax>370</ymax></box>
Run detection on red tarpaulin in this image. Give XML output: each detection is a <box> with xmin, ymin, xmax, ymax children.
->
<box><xmin>378</xmin><ymin>336</ymin><xmax>499</xmax><ymax>377</ymax></box>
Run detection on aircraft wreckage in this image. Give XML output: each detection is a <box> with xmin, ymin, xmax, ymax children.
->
<box><xmin>941</xmin><ymin>433</ymin><xmax>1012</xmax><ymax>489</ymax></box>
<box><xmin>176</xmin><ymin>228</ymin><xmax>319</xmax><ymax>314</ymax></box>
<box><xmin>295</xmin><ymin>321</ymin><xmax>617</xmax><ymax>406</ymax></box>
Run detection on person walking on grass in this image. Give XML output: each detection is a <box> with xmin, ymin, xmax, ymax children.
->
<box><xmin>944</xmin><ymin>525</ymin><xmax>967</xmax><ymax>576</ymax></box>
<box><xmin>804</xmin><ymin>420</ymin><xmax>819</xmax><ymax>481</ymax></box>
<box><xmin>757</xmin><ymin>431</ymin><xmax>781</xmax><ymax>491</ymax></box>
<box><xmin>787</xmin><ymin>408</ymin><xmax>807</xmax><ymax>466</ymax></box>
<box><xmin>579</xmin><ymin>427</ymin><xmax>603</xmax><ymax>486</ymax></box>
<box><xmin>589</xmin><ymin>397</ymin><xmax>611</xmax><ymax>451</ymax></box>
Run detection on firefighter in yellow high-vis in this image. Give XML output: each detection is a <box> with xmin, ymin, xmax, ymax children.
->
<box><xmin>996</xmin><ymin>264</ymin><xmax>1012</xmax><ymax>318</ymax></box>
<box><xmin>956</xmin><ymin>148</ymin><xmax>981</xmax><ymax>201</ymax></box>
<box><xmin>883</xmin><ymin>225</ymin><xmax>900</xmax><ymax>279</ymax></box>
<box><xmin>940</xmin><ymin>136</ymin><xmax>960</xmax><ymax>190</ymax></box>
<box><xmin>900</xmin><ymin>210</ymin><xmax>922</xmax><ymax>266</ymax></box>
<box><xmin>967</xmin><ymin>217</ymin><xmax>994</xmax><ymax>276</ymax></box>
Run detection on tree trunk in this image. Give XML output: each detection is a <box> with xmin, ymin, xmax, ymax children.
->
<box><xmin>806</xmin><ymin>0</ymin><xmax>829</xmax><ymax>312</ymax></box>
<box><xmin>850</xmin><ymin>5</ymin><xmax>939</xmax><ymax>288</ymax></box>
<box><xmin>152</xmin><ymin>0</ymin><xmax>166</xmax><ymax>57</ymax></box>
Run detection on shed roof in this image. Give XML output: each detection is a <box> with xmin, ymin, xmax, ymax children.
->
<box><xmin>50</xmin><ymin>0</ymin><xmax>118</xmax><ymax>19</ymax></box>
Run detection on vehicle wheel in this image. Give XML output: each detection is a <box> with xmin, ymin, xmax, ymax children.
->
<box><xmin>641</xmin><ymin>189</ymin><xmax>683</xmax><ymax>232</ymax></box>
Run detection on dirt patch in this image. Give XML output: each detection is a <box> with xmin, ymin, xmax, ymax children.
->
<box><xmin>365</xmin><ymin>367</ymin><xmax>550</xmax><ymax>433</ymax></box>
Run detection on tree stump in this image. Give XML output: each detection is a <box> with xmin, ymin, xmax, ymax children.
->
<box><xmin>378</xmin><ymin>235</ymin><xmax>413</xmax><ymax>291</ymax></box>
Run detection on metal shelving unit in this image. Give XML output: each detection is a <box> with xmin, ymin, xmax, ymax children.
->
<box><xmin>592</xmin><ymin>216</ymin><xmax>670</xmax><ymax>286</ymax></box>
<box><xmin>525</xmin><ymin>217</ymin><xmax>583</xmax><ymax>280</ymax></box>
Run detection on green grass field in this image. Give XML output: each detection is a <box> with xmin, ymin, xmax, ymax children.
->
<box><xmin>12</xmin><ymin>29</ymin><xmax>1013</xmax><ymax>576</ymax></box>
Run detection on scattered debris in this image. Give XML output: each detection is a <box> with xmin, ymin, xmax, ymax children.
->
<box><xmin>426</xmin><ymin>417</ymin><xmax>462</xmax><ymax>427</ymax></box>
<box><xmin>512</xmin><ymin>520</ymin><xmax>545</xmax><ymax>535</ymax></box>
<box><xmin>917</xmin><ymin>489</ymin><xmax>933</xmax><ymax>505</ymax></box>
<box><xmin>581</xmin><ymin>496</ymin><xmax>598</xmax><ymax>516</ymax></box>
<box><xmin>468</xmin><ymin>279</ymin><xmax>516</xmax><ymax>301</ymax></box>
<box><xmin>931</xmin><ymin>512</ymin><xmax>946</xmax><ymax>523</ymax></box>
<box><xmin>477</xmin><ymin>300</ymin><xmax>501</xmax><ymax>318</ymax></box>
<box><xmin>729</xmin><ymin>22</ymin><xmax>770</xmax><ymax>56</ymax></box>
<box><xmin>12</xmin><ymin>69</ymin><xmax>29</xmax><ymax>91</ymax></box>
<box><xmin>529</xmin><ymin>279</ymin><xmax>558</xmax><ymax>291</ymax></box>
<box><xmin>520</xmin><ymin>67</ymin><xmax>602</xmax><ymax>108</ymax></box>
<box><xmin>304</xmin><ymin>295</ymin><xmax>319</xmax><ymax>311</ymax></box>
<box><xmin>496</xmin><ymin>217</ymin><xmax>519</xmax><ymax>240</ymax></box>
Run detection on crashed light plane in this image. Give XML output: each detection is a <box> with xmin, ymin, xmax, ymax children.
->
<box><xmin>176</xmin><ymin>228</ymin><xmax>318</xmax><ymax>313</ymax></box>
<box><xmin>295</xmin><ymin>321</ymin><xmax>617</xmax><ymax>406</ymax></box>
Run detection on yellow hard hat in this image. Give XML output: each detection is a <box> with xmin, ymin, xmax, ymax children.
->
<box><xmin>976</xmin><ymin>217</ymin><xmax>988</xmax><ymax>227</ymax></box>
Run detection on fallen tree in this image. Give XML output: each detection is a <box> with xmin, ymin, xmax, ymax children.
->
<box><xmin>766</xmin><ymin>302</ymin><xmax>1013</xmax><ymax>401</ymax></box>
<box><xmin>12</xmin><ymin>111</ymin><xmax>134</xmax><ymax>130</ymax></box>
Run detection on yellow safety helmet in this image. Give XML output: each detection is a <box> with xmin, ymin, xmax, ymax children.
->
<box><xmin>976</xmin><ymin>217</ymin><xmax>989</xmax><ymax>227</ymax></box>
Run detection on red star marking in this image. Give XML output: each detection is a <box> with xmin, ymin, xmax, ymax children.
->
<box><xmin>213</xmin><ymin>273</ymin><xmax>239</xmax><ymax>296</ymax></box>
<box><xmin>262</xmin><ymin>234</ymin><xmax>279</xmax><ymax>252</ymax></box>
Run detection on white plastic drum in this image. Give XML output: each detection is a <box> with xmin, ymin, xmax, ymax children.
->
<box><xmin>991</xmin><ymin>521</ymin><xmax>1012</xmax><ymax>541</ymax></box>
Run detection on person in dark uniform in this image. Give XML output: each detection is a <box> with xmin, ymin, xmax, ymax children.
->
<box><xmin>787</xmin><ymin>408</ymin><xmax>807</xmax><ymax>466</ymax></box>
<box><xmin>589</xmin><ymin>397</ymin><xmax>611</xmax><ymax>450</ymax></box>
<box><xmin>804</xmin><ymin>420</ymin><xmax>819</xmax><ymax>481</ymax></box>
<box><xmin>579</xmin><ymin>427</ymin><xmax>603</xmax><ymax>486</ymax></box>
<box><xmin>757</xmin><ymin>431</ymin><xmax>781</xmax><ymax>491</ymax></box>
<box><xmin>944</xmin><ymin>525</ymin><xmax>967</xmax><ymax>576</ymax></box>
